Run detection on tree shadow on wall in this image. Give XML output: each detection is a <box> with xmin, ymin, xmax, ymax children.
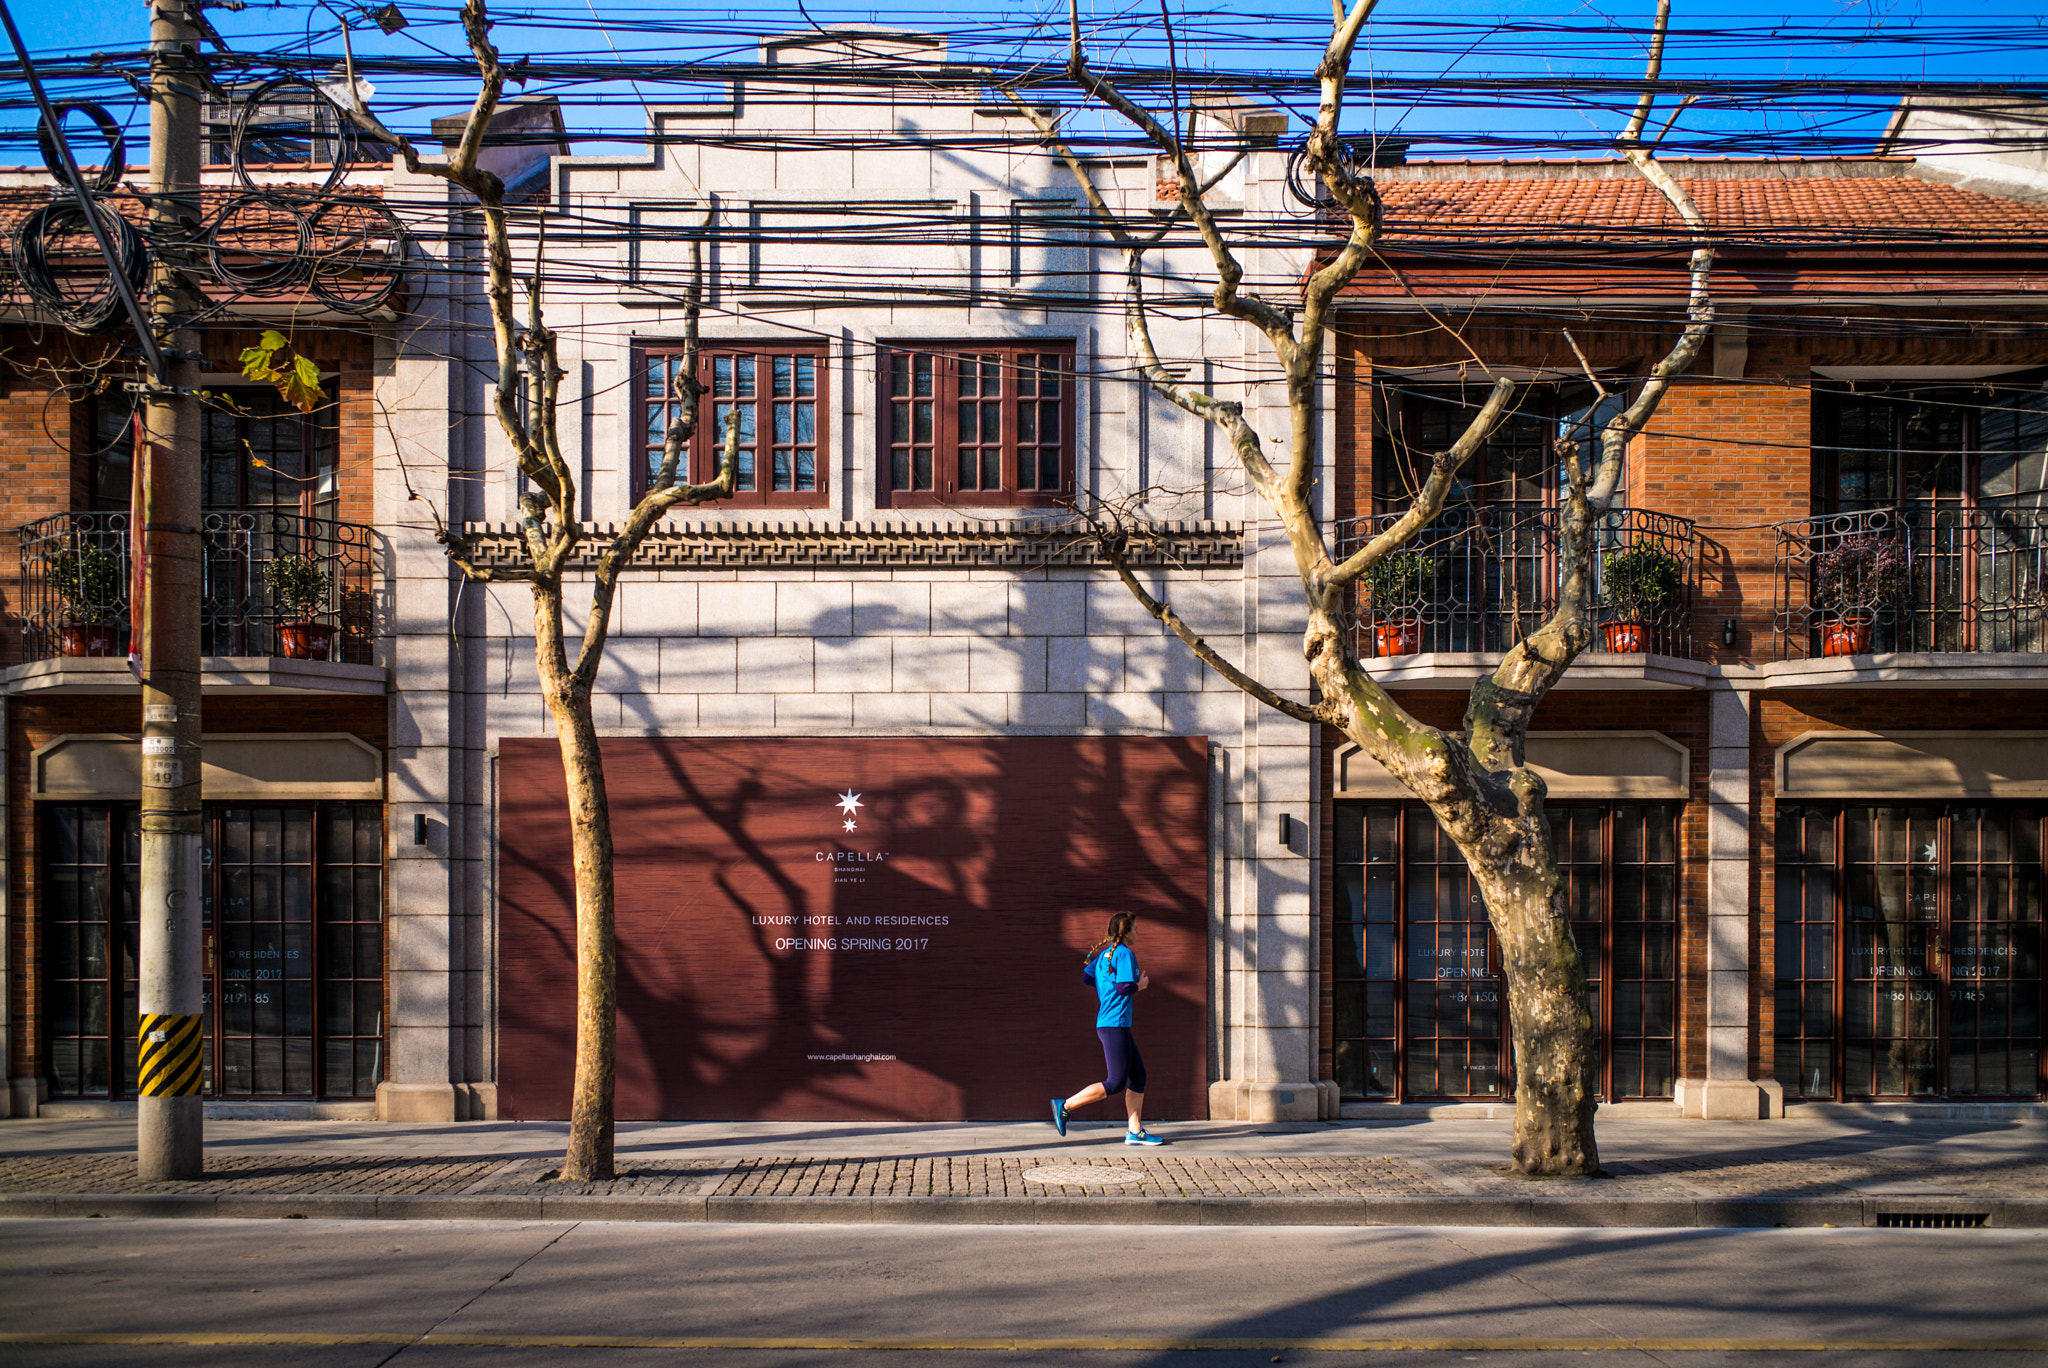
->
<box><xmin>604</xmin><ymin>731</ymin><xmax>1211</xmax><ymax>1122</ymax></box>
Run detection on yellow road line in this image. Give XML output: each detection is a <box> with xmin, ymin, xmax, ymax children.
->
<box><xmin>1</xmin><ymin>1331</ymin><xmax>2044</xmax><ymax>1351</ymax></box>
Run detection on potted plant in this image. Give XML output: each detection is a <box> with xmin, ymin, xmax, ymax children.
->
<box><xmin>47</xmin><ymin>543</ymin><xmax>123</xmax><ymax>657</ymax></box>
<box><xmin>1365</xmin><ymin>551</ymin><xmax>1433</xmax><ymax>657</ymax></box>
<box><xmin>1599</xmin><ymin>542</ymin><xmax>1684</xmax><ymax>653</ymax></box>
<box><xmin>263</xmin><ymin>552</ymin><xmax>336</xmax><ymax>660</ymax></box>
<box><xmin>1811</xmin><ymin>532</ymin><xmax>1908</xmax><ymax>657</ymax></box>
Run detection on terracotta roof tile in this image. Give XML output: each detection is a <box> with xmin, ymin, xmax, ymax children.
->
<box><xmin>0</xmin><ymin>184</ymin><xmax>399</xmax><ymax>318</ymax></box>
<box><xmin>1374</xmin><ymin>172</ymin><xmax>2048</xmax><ymax>247</ymax></box>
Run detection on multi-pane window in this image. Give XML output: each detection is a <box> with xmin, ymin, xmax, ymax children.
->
<box><xmin>202</xmin><ymin>388</ymin><xmax>340</xmax><ymax>517</ymax></box>
<box><xmin>1370</xmin><ymin>384</ymin><xmax>1622</xmax><ymax>652</ymax></box>
<box><xmin>91</xmin><ymin>387</ymin><xmax>337</xmax><ymax>516</ymax></box>
<box><xmin>879</xmin><ymin>344</ymin><xmax>1071</xmax><ymax>506</ymax></box>
<box><xmin>41</xmin><ymin>807</ymin><xmax>140</xmax><ymax>1098</ymax></box>
<box><xmin>214</xmin><ymin>807</ymin><xmax>317</xmax><ymax>1095</ymax></box>
<box><xmin>1332</xmin><ymin>802</ymin><xmax>1678</xmax><ymax>1102</ymax></box>
<box><xmin>1775</xmin><ymin>804</ymin><xmax>2044</xmax><ymax>1100</ymax></box>
<box><xmin>319</xmin><ymin>806</ymin><xmax>386</xmax><ymax>1097</ymax></box>
<box><xmin>41</xmin><ymin>802</ymin><xmax>384</xmax><ymax>1100</ymax></box>
<box><xmin>638</xmin><ymin>345</ymin><xmax>826</xmax><ymax>507</ymax></box>
<box><xmin>1813</xmin><ymin>385</ymin><xmax>2048</xmax><ymax>652</ymax></box>
<box><xmin>1557</xmin><ymin>805</ymin><xmax>1680</xmax><ymax>1100</ymax></box>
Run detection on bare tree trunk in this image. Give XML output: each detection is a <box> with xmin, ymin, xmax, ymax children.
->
<box><xmin>549</xmin><ymin>673</ymin><xmax>617</xmax><ymax>1181</ymax></box>
<box><xmin>1477</xmin><ymin>832</ymin><xmax>1597</xmax><ymax>1174</ymax></box>
<box><xmin>1044</xmin><ymin>0</ymin><xmax>1709</xmax><ymax>1176</ymax></box>
<box><xmin>339</xmin><ymin>0</ymin><xmax>737</xmax><ymax>1180</ymax></box>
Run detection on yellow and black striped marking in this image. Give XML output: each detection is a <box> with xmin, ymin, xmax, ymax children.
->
<box><xmin>136</xmin><ymin>1013</ymin><xmax>203</xmax><ymax>1097</ymax></box>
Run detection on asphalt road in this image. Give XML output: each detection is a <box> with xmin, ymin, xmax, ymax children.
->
<box><xmin>2</xmin><ymin>1219</ymin><xmax>2044</xmax><ymax>1366</ymax></box>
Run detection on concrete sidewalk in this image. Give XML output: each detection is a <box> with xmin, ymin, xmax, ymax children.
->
<box><xmin>2</xmin><ymin>1110</ymin><xmax>2044</xmax><ymax>1228</ymax></box>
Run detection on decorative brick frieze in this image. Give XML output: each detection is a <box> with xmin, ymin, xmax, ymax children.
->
<box><xmin>453</xmin><ymin>519</ymin><xmax>1245</xmax><ymax>571</ymax></box>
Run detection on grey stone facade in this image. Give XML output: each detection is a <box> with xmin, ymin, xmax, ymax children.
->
<box><xmin>376</xmin><ymin>35</ymin><xmax>1332</xmax><ymax>1122</ymax></box>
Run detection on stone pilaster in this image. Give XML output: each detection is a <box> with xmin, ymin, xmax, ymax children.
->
<box><xmin>1678</xmin><ymin>684</ymin><xmax>1783</xmax><ymax>1119</ymax></box>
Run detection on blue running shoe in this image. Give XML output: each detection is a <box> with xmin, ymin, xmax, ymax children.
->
<box><xmin>1050</xmin><ymin>1098</ymin><xmax>1068</xmax><ymax>1137</ymax></box>
<box><xmin>1124</xmin><ymin>1129</ymin><xmax>1166</xmax><ymax>1146</ymax></box>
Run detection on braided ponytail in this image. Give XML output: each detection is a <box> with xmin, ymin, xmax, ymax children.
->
<box><xmin>1084</xmin><ymin>911</ymin><xmax>1137</xmax><ymax>965</ymax></box>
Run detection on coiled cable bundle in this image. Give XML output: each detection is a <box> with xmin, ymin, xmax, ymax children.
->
<box><xmin>10</xmin><ymin>101</ymin><xmax>149</xmax><ymax>335</ymax></box>
<box><xmin>1284</xmin><ymin>136</ymin><xmax>1383</xmax><ymax>227</ymax></box>
<box><xmin>305</xmin><ymin>194</ymin><xmax>407</xmax><ymax>314</ymax></box>
<box><xmin>201</xmin><ymin>76</ymin><xmax>407</xmax><ymax>314</ymax></box>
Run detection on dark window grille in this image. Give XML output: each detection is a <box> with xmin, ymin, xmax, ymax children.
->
<box><xmin>1335</xmin><ymin>507</ymin><xmax>1698</xmax><ymax>659</ymax></box>
<box><xmin>1783</xmin><ymin>384</ymin><xmax>2048</xmax><ymax>656</ymax></box>
<box><xmin>41</xmin><ymin>802</ymin><xmax>384</xmax><ymax>1101</ymax></box>
<box><xmin>1357</xmin><ymin>384</ymin><xmax>1695</xmax><ymax>658</ymax></box>
<box><xmin>17</xmin><ymin>509</ymin><xmax>376</xmax><ymax>665</ymax></box>
<box><xmin>1333</xmin><ymin>802</ymin><xmax>1678</xmax><ymax>1102</ymax></box>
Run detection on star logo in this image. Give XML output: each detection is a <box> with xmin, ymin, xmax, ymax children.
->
<box><xmin>835</xmin><ymin>790</ymin><xmax>864</xmax><ymax>818</ymax></box>
<box><xmin>843</xmin><ymin>818</ymin><xmax>858</xmax><ymax>831</ymax></box>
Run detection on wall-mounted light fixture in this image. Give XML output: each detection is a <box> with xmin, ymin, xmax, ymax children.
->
<box><xmin>1277</xmin><ymin>813</ymin><xmax>1294</xmax><ymax>847</ymax></box>
<box><xmin>413</xmin><ymin>812</ymin><xmax>428</xmax><ymax>846</ymax></box>
<box><xmin>1722</xmin><ymin>618</ymin><xmax>1738</xmax><ymax>647</ymax></box>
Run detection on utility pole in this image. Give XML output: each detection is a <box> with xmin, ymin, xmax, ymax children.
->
<box><xmin>135</xmin><ymin>0</ymin><xmax>207</xmax><ymax>1181</ymax></box>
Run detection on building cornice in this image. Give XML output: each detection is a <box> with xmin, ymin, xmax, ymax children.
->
<box><xmin>454</xmin><ymin>518</ymin><xmax>1244</xmax><ymax>571</ymax></box>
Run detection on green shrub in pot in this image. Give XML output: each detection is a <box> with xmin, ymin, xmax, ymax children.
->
<box><xmin>262</xmin><ymin>552</ymin><xmax>333</xmax><ymax>623</ymax></box>
<box><xmin>1364</xmin><ymin>551</ymin><xmax>1433</xmax><ymax>618</ymax></box>
<box><xmin>1601</xmin><ymin>542</ymin><xmax>1683</xmax><ymax>623</ymax></box>
<box><xmin>49</xmin><ymin>544</ymin><xmax>122</xmax><ymax>624</ymax></box>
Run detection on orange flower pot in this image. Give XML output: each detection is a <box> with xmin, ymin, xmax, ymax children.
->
<box><xmin>1601</xmin><ymin>621</ymin><xmax>1648</xmax><ymax>654</ymax></box>
<box><xmin>1820</xmin><ymin>618</ymin><xmax>1872</xmax><ymax>658</ymax></box>
<box><xmin>58</xmin><ymin>625</ymin><xmax>121</xmax><ymax>657</ymax></box>
<box><xmin>1374</xmin><ymin>620</ymin><xmax>1422</xmax><ymax>658</ymax></box>
<box><xmin>278</xmin><ymin>623</ymin><xmax>337</xmax><ymax>660</ymax></box>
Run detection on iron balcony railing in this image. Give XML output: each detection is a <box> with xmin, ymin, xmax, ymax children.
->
<box><xmin>1773</xmin><ymin>503</ymin><xmax>2048</xmax><ymax>659</ymax></box>
<box><xmin>16</xmin><ymin>509</ymin><xmax>376</xmax><ymax>665</ymax></box>
<box><xmin>1333</xmin><ymin>506</ymin><xmax>1700</xmax><ymax>660</ymax></box>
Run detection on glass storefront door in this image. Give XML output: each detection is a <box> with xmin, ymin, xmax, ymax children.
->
<box><xmin>40</xmin><ymin>802</ymin><xmax>384</xmax><ymax>1101</ymax></box>
<box><xmin>1775</xmin><ymin>804</ymin><xmax>2044</xmax><ymax>1099</ymax></box>
<box><xmin>41</xmin><ymin>806</ymin><xmax>141</xmax><ymax>1098</ymax></box>
<box><xmin>1333</xmin><ymin>802</ymin><xmax>1679</xmax><ymax>1101</ymax></box>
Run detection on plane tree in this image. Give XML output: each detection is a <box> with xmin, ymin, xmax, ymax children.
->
<box><xmin>339</xmin><ymin>0</ymin><xmax>740</xmax><ymax>1180</ymax></box>
<box><xmin>1021</xmin><ymin>0</ymin><xmax>1713</xmax><ymax>1174</ymax></box>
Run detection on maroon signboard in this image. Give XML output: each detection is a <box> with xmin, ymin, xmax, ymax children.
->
<box><xmin>498</xmin><ymin>736</ymin><xmax>1209</xmax><ymax>1120</ymax></box>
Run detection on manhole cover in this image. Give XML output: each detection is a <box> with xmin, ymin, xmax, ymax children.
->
<box><xmin>1024</xmin><ymin>1164</ymin><xmax>1145</xmax><ymax>1186</ymax></box>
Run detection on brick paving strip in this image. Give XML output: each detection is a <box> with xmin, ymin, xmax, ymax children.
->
<box><xmin>2</xmin><ymin>1151</ymin><xmax>2045</xmax><ymax>1202</ymax></box>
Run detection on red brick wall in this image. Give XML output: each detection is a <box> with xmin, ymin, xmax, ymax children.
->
<box><xmin>6</xmin><ymin>694</ymin><xmax>388</xmax><ymax>1082</ymax></box>
<box><xmin>1633</xmin><ymin>330</ymin><xmax>1811</xmax><ymax>665</ymax></box>
<box><xmin>0</xmin><ymin>336</ymin><xmax>108</xmax><ymax>661</ymax></box>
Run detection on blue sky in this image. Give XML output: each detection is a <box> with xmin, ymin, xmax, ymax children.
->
<box><xmin>5</xmin><ymin>0</ymin><xmax>2046</xmax><ymax>162</ymax></box>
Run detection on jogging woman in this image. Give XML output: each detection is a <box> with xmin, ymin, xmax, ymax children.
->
<box><xmin>1051</xmin><ymin>911</ymin><xmax>1166</xmax><ymax>1145</ymax></box>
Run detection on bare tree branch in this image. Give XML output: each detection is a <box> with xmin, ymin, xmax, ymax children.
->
<box><xmin>1465</xmin><ymin>0</ymin><xmax>1715</xmax><ymax>769</ymax></box>
<box><xmin>1327</xmin><ymin>376</ymin><xmax>1514</xmax><ymax>590</ymax></box>
<box><xmin>1064</xmin><ymin>0</ymin><xmax>1299</xmax><ymax>355</ymax></box>
<box><xmin>1095</xmin><ymin>533</ymin><xmax>1321</xmax><ymax>727</ymax></box>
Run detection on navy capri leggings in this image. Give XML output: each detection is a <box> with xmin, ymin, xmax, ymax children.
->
<box><xmin>1096</xmin><ymin>1026</ymin><xmax>1148</xmax><ymax>1096</ymax></box>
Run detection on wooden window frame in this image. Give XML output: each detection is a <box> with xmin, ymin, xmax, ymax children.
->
<box><xmin>37</xmin><ymin>801</ymin><xmax>386</xmax><ymax>1103</ymax></box>
<box><xmin>634</xmin><ymin>342</ymin><xmax>830</xmax><ymax>509</ymax></box>
<box><xmin>1772</xmin><ymin>802</ymin><xmax>2047</xmax><ymax>1102</ymax></box>
<box><xmin>1372</xmin><ymin>382</ymin><xmax>1616</xmax><ymax>517</ymax></box>
<box><xmin>1331</xmin><ymin>800</ymin><xmax>1679</xmax><ymax>1104</ymax></box>
<box><xmin>876</xmin><ymin>342</ymin><xmax>1075</xmax><ymax>509</ymax></box>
